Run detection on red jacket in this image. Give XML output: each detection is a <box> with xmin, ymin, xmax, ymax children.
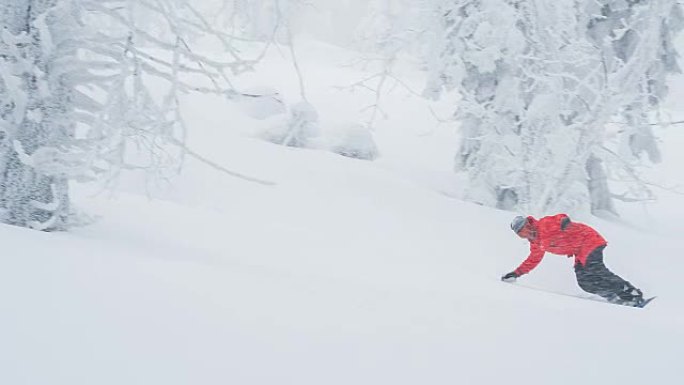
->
<box><xmin>514</xmin><ymin>214</ymin><xmax>607</xmax><ymax>276</ymax></box>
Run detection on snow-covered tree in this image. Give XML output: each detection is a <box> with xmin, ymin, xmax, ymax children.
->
<box><xmin>0</xmin><ymin>0</ymin><xmax>80</xmax><ymax>230</ymax></box>
<box><xmin>585</xmin><ymin>0</ymin><xmax>683</xmax><ymax>210</ymax></box>
<box><xmin>423</xmin><ymin>0</ymin><xmax>683</xmax><ymax>215</ymax></box>
<box><xmin>0</xmin><ymin>0</ymin><xmax>264</xmax><ymax>231</ymax></box>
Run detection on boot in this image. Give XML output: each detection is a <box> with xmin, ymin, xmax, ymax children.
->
<box><xmin>617</xmin><ymin>284</ymin><xmax>643</xmax><ymax>306</ymax></box>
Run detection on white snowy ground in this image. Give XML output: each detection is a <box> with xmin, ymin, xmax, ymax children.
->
<box><xmin>1</xmin><ymin>39</ymin><xmax>683</xmax><ymax>385</ymax></box>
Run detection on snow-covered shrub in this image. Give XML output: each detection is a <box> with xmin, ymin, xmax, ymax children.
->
<box><xmin>328</xmin><ymin>124</ymin><xmax>379</xmax><ymax>161</ymax></box>
<box><xmin>260</xmin><ymin>101</ymin><xmax>319</xmax><ymax>148</ymax></box>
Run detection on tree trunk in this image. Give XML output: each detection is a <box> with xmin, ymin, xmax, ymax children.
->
<box><xmin>586</xmin><ymin>155</ymin><xmax>616</xmax><ymax>216</ymax></box>
<box><xmin>0</xmin><ymin>0</ymin><xmax>70</xmax><ymax>231</ymax></box>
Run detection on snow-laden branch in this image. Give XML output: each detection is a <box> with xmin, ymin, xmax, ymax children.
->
<box><xmin>0</xmin><ymin>0</ymin><xmax>282</xmax><ymax>230</ymax></box>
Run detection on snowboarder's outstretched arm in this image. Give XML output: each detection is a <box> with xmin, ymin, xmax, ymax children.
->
<box><xmin>502</xmin><ymin>244</ymin><xmax>545</xmax><ymax>281</ymax></box>
<box><xmin>515</xmin><ymin>243</ymin><xmax>545</xmax><ymax>275</ymax></box>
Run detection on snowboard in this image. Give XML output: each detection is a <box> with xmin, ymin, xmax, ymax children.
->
<box><xmin>636</xmin><ymin>296</ymin><xmax>657</xmax><ymax>308</ymax></box>
<box><xmin>504</xmin><ymin>281</ymin><xmax>656</xmax><ymax>308</ymax></box>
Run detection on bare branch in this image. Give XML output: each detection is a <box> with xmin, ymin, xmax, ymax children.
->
<box><xmin>167</xmin><ymin>138</ymin><xmax>276</xmax><ymax>186</ymax></box>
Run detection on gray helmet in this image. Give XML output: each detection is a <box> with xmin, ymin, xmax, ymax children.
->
<box><xmin>510</xmin><ymin>216</ymin><xmax>527</xmax><ymax>233</ymax></box>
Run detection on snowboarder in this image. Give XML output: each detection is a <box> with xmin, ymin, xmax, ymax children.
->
<box><xmin>501</xmin><ymin>214</ymin><xmax>646</xmax><ymax>307</ymax></box>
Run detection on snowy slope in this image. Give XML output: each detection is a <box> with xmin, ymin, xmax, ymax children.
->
<box><xmin>1</xmin><ymin>39</ymin><xmax>683</xmax><ymax>385</ymax></box>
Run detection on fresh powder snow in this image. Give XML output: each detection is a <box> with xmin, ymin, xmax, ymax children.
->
<box><xmin>1</xmin><ymin>5</ymin><xmax>683</xmax><ymax>385</ymax></box>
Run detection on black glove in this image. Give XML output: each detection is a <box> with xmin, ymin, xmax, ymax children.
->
<box><xmin>501</xmin><ymin>271</ymin><xmax>519</xmax><ymax>282</ymax></box>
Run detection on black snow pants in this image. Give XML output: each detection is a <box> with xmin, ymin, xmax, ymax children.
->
<box><xmin>574</xmin><ymin>246</ymin><xmax>642</xmax><ymax>302</ymax></box>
